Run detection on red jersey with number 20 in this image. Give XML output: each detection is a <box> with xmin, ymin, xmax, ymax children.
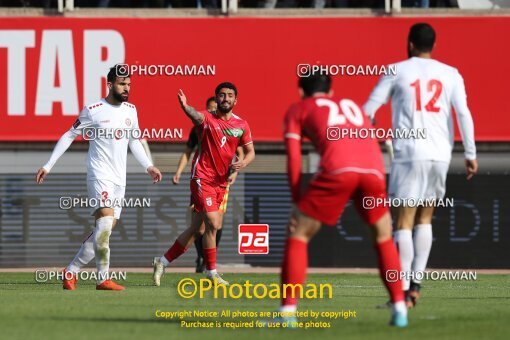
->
<box><xmin>191</xmin><ymin>111</ymin><xmax>253</xmax><ymax>186</ymax></box>
<box><xmin>285</xmin><ymin>95</ymin><xmax>384</xmax><ymax>178</ymax></box>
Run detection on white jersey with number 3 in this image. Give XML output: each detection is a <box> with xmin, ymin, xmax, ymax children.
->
<box><xmin>364</xmin><ymin>57</ymin><xmax>476</xmax><ymax>163</ymax></box>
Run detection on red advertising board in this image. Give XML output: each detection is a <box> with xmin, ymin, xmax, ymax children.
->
<box><xmin>0</xmin><ymin>17</ymin><xmax>508</xmax><ymax>141</ymax></box>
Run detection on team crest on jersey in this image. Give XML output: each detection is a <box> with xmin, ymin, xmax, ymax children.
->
<box><xmin>206</xmin><ymin>197</ymin><xmax>212</xmax><ymax>207</ymax></box>
<box><xmin>222</xmin><ymin>128</ymin><xmax>244</xmax><ymax>138</ymax></box>
<box><xmin>125</xmin><ymin>118</ymin><xmax>131</xmax><ymax>126</ymax></box>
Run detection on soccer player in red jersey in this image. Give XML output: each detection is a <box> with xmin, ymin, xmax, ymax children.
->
<box><xmin>153</xmin><ymin>82</ymin><xmax>255</xmax><ymax>285</ymax></box>
<box><xmin>276</xmin><ymin>74</ymin><xmax>407</xmax><ymax>327</ymax></box>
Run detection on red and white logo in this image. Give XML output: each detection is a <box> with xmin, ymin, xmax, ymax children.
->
<box><xmin>238</xmin><ymin>224</ymin><xmax>269</xmax><ymax>254</ymax></box>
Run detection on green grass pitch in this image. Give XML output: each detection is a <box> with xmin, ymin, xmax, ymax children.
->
<box><xmin>0</xmin><ymin>272</ymin><xmax>509</xmax><ymax>340</ymax></box>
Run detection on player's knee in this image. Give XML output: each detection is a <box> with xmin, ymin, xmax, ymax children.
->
<box><xmin>370</xmin><ymin>212</ymin><xmax>393</xmax><ymax>242</ymax></box>
<box><xmin>94</xmin><ymin>207</ymin><xmax>114</xmax><ymax>219</ymax></box>
<box><xmin>210</xmin><ymin>221</ymin><xmax>221</xmax><ymax>231</ymax></box>
<box><xmin>204</xmin><ymin>217</ymin><xmax>221</xmax><ymax>231</ymax></box>
<box><xmin>291</xmin><ymin>217</ymin><xmax>321</xmax><ymax>240</ymax></box>
<box><xmin>94</xmin><ymin>216</ymin><xmax>114</xmax><ymax>250</ymax></box>
<box><xmin>414</xmin><ymin>215</ymin><xmax>433</xmax><ymax>225</ymax></box>
<box><xmin>194</xmin><ymin>228</ymin><xmax>205</xmax><ymax>238</ymax></box>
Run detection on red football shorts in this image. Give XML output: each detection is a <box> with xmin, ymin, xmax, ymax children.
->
<box><xmin>298</xmin><ymin>171</ymin><xmax>388</xmax><ymax>226</ymax></box>
<box><xmin>190</xmin><ymin>178</ymin><xmax>227</xmax><ymax>213</ymax></box>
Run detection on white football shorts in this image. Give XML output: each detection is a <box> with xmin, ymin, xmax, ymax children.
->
<box><xmin>389</xmin><ymin>160</ymin><xmax>449</xmax><ymax>201</ymax></box>
<box><xmin>87</xmin><ymin>179</ymin><xmax>126</xmax><ymax>219</ymax></box>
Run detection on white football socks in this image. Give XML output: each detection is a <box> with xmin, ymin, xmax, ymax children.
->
<box><xmin>394</xmin><ymin>229</ymin><xmax>413</xmax><ymax>291</ymax></box>
<box><xmin>412</xmin><ymin>224</ymin><xmax>433</xmax><ymax>284</ymax></box>
<box><xmin>279</xmin><ymin>305</ymin><xmax>297</xmax><ymax>313</ymax></box>
<box><xmin>392</xmin><ymin>301</ymin><xmax>407</xmax><ymax>316</ymax></box>
<box><xmin>66</xmin><ymin>230</ymin><xmax>95</xmax><ymax>274</ymax></box>
<box><xmin>160</xmin><ymin>256</ymin><xmax>170</xmax><ymax>267</ymax></box>
<box><xmin>94</xmin><ymin>216</ymin><xmax>114</xmax><ymax>284</ymax></box>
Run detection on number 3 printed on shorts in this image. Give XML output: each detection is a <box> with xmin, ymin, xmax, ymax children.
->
<box><xmin>101</xmin><ymin>191</ymin><xmax>109</xmax><ymax>202</ymax></box>
<box><xmin>411</xmin><ymin>79</ymin><xmax>443</xmax><ymax>113</ymax></box>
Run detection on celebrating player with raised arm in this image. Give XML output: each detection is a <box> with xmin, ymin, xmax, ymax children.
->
<box><xmin>153</xmin><ymin>82</ymin><xmax>255</xmax><ymax>285</ymax></box>
<box><xmin>36</xmin><ymin>65</ymin><xmax>162</xmax><ymax>291</ymax></box>
<box><xmin>364</xmin><ymin>23</ymin><xmax>477</xmax><ymax>307</ymax></box>
<box><xmin>172</xmin><ymin>97</ymin><xmax>244</xmax><ymax>273</ymax></box>
<box><xmin>271</xmin><ymin>74</ymin><xmax>407</xmax><ymax>328</ymax></box>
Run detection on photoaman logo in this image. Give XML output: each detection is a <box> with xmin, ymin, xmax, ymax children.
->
<box><xmin>238</xmin><ymin>224</ymin><xmax>269</xmax><ymax>254</ymax></box>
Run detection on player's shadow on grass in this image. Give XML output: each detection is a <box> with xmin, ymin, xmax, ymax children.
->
<box><xmin>43</xmin><ymin>316</ymin><xmax>182</xmax><ymax>325</ymax></box>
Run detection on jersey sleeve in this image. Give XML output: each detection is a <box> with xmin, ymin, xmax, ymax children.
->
<box><xmin>451</xmin><ymin>70</ymin><xmax>476</xmax><ymax>160</ymax></box>
<box><xmin>128</xmin><ymin>109</ymin><xmax>154</xmax><ymax>170</ymax></box>
<box><xmin>364</xmin><ymin>69</ymin><xmax>396</xmax><ymax>119</ymax></box>
<box><xmin>42</xmin><ymin>107</ymin><xmax>92</xmax><ymax>172</ymax></box>
<box><xmin>130</xmin><ymin>112</ymin><xmax>141</xmax><ymax>141</ymax></box>
<box><xmin>284</xmin><ymin>103</ymin><xmax>303</xmax><ymax>141</ymax></box>
<box><xmin>284</xmin><ymin>103</ymin><xmax>303</xmax><ymax>203</ymax></box>
<box><xmin>186</xmin><ymin>127</ymin><xmax>199</xmax><ymax>149</ymax></box>
<box><xmin>239</xmin><ymin>122</ymin><xmax>253</xmax><ymax>146</ymax></box>
<box><xmin>69</xmin><ymin>106</ymin><xmax>93</xmax><ymax>137</ymax></box>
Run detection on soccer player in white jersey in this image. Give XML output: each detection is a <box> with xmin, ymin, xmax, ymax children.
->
<box><xmin>35</xmin><ymin>65</ymin><xmax>162</xmax><ymax>291</ymax></box>
<box><xmin>364</xmin><ymin>23</ymin><xmax>478</xmax><ymax>307</ymax></box>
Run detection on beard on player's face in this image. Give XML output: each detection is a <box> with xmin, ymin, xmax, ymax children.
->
<box><xmin>217</xmin><ymin>98</ymin><xmax>235</xmax><ymax>113</ymax></box>
<box><xmin>112</xmin><ymin>88</ymin><xmax>129</xmax><ymax>102</ymax></box>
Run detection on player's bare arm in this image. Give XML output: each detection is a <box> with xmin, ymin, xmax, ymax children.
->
<box><xmin>227</xmin><ymin>147</ymin><xmax>244</xmax><ymax>184</ymax></box>
<box><xmin>177</xmin><ymin>89</ymin><xmax>204</xmax><ymax>125</ymax></box>
<box><xmin>173</xmin><ymin>147</ymin><xmax>193</xmax><ymax>185</ymax></box>
<box><xmin>230</xmin><ymin>143</ymin><xmax>255</xmax><ymax>171</ymax></box>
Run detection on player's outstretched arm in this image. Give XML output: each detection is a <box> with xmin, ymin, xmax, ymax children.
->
<box><xmin>36</xmin><ymin>130</ymin><xmax>77</xmax><ymax>184</ymax></box>
<box><xmin>177</xmin><ymin>89</ymin><xmax>204</xmax><ymax>126</ymax></box>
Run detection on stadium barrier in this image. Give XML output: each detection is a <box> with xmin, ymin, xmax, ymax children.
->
<box><xmin>1</xmin><ymin>173</ymin><xmax>508</xmax><ymax>268</ymax></box>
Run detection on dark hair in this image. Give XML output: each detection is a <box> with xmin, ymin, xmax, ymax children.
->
<box><xmin>215</xmin><ymin>82</ymin><xmax>238</xmax><ymax>97</ymax></box>
<box><xmin>206</xmin><ymin>96</ymin><xmax>216</xmax><ymax>107</ymax></box>
<box><xmin>408</xmin><ymin>23</ymin><xmax>436</xmax><ymax>53</ymax></box>
<box><xmin>107</xmin><ymin>64</ymin><xmax>131</xmax><ymax>83</ymax></box>
<box><xmin>298</xmin><ymin>74</ymin><xmax>331</xmax><ymax>97</ymax></box>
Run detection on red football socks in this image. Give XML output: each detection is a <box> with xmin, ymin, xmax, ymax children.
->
<box><xmin>376</xmin><ymin>238</ymin><xmax>405</xmax><ymax>303</ymax></box>
<box><xmin>281</xmin><ymin>237</ymin><xmax>308</xmax><ymax>307</ymax></box>
<box><xmin>204</xmin><ymin>247</ymin><xmax>217</xmax><ymax>271</ymax></box>
<box><xmin>163</xmin><ymin>240</ymin><xmax>187</xmax><ymax>263</ymax></box>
